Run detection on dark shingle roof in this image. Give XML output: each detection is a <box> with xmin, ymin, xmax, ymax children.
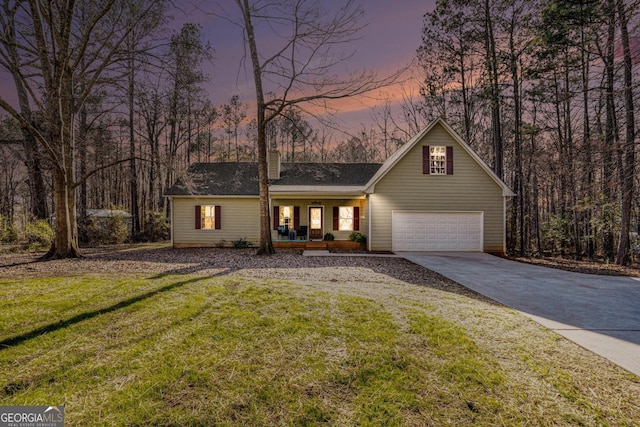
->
<box><xmin>274</xmin><ymin>163</ymin><xmax>382</xmax><ymax>186</ymax></box>
<box><xmin>164</xmin><ymin>162</ymin><xmax>382</xmax><ymax>196</ymax></box>
<box><xmin>164</xmin><ymin>163</ymin><xmax>259</xmax><ymax>196</ymax></box>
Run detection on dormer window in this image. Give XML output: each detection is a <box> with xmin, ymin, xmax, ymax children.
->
<box><xmin>423</xmin><ymin>145</ymin><xmax>453</xmax><ymax>175</ymax></box>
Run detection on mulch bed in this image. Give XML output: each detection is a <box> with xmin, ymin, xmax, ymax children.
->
<box><xmin>511</xmin><ymin>256</ymin><xmax>640</xmax><ymax>277</ymax></box>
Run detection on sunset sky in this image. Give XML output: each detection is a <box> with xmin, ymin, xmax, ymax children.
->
<box><xmin>0</xmin><ymin>1</ymin><xmax>436</xmax><ymax>136</ymax></box>
<box><xmin>198</xmin><ymin>0</ymin><xmax>436</xmax><ymax>134</ymax></box>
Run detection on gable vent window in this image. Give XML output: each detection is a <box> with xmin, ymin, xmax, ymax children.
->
<box><xmin>423</xmin><ymin>145</ymin><xmax>453</xmax><ymax>175</ymax></box>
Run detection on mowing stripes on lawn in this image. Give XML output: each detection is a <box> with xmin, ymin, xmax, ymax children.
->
<box><xmin>0</xmin><ymin>272</ymin><xmax>232</xmax><ymax>347</ymax></box>
<box><xmin>1</xmin><ymin>273</ymin><xmax>639</xmax><ymax>426</ymax></box>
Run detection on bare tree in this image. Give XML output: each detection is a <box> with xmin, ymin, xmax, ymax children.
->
<box><xmin>0</xmin><ymin>0</ymin><xmax>163</xmax><ymax>258</ymax></box>
<box><xmin>0</xmin><ymin>0</ymin><xmax>48</xmax><ymax>220</ymax></box>
<box><xmin>164</xmin><ymin>23</ymin><xmax>212</xmax><ymax>207</ymax></box>
<box><xmin>231</xmin><ymin>0</ymin><xmax>400</xmax><ymax>254</ymax></box>
<box><xmin>615</xmin><ymin>0</ymin><xmax>636</xmax><ymax>265</ymax></box>
<box><xmin>221</xmin><ymin>95</ymin><xmax>247</xmax><ymax>161</ymax></box>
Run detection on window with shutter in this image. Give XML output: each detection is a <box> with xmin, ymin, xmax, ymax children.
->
<box><xmin>335</xmin><ymin>206</ymin><xmax>355</xmax><ymax>231</ymax></box>
<box><xmin>275</xmin><ymin>206</ymin><xmax>294</xmax><ymax>228</ymax></box>
<box><xmin>424</xmin><ymin>145</ymin><xmax>453</xmax><ymax>175</ymax></box>
<box><xmin>198</xmin><ymin>205</ymin><xmax>220</xmax><ymax>229</ymax></box>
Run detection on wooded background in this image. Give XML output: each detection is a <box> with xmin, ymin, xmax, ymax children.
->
<box><xmin>0</xmin><ymin>0</ymin><xmax>638</xmax><ymax>263</ymax></box>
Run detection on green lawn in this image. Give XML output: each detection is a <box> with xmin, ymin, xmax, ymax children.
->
<box><xmin>1</xmin><ymin>269</ymin><xmax>639</xmax><ymax>426</ymax></box>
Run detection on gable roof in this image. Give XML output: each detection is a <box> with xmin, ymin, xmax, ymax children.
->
<box><xmin>364</xmin><ymin>118</ymin><xmax>515</xmax><ymax>197</ymax></box>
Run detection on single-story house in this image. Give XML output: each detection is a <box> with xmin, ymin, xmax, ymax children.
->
<box><xmin>165</xmin><ymin>119</ymin><xmax>515</xmax><ymax>253</ymax></box>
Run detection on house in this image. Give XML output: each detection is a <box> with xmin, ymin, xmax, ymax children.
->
<box><xmin>165</xmin><ymin>119</ymin><xmax>515</xmax><ymax>254</ymax></box>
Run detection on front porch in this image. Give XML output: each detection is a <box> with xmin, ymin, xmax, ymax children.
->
<box><xmin>273</xmin><ymin>240</ymin><xmax>364</xmax><ymax>250</ymax></box>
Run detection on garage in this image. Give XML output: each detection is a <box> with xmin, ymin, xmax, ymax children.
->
<box><xmin>392</xmin><ymin>211</ymin><xmax>483</xmax><ymax>252</ymax></box>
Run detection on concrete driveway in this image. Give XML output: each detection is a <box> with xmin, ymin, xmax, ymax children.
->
<box><xmin>400</xmin><ymin>252</ymin><xmax>640</xmax><ymax>377</ymax></box>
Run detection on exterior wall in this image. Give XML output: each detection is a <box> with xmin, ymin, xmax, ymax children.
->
<box><xmin>369</xmin><ymin>123</ymin><xmax>506</xmax><ymax>253</ymax></box>
<box><xmin>171</xmin><ymin>197</ymin><xmax>260</xmax><ymax>247</ymax></box>
<box><xmin>270</xmin><ymin>197</ymin><xmax>366</xmax><ymax>241</ymax></box>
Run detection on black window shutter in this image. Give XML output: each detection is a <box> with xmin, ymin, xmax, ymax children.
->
<box><xmin>333</xmin><ymin>206</ymin><xmax>339</xmax><ymax>230</ymax></box>
<box><xmin>423</xmin><ymin>146</ymin><xmax>430</xmax><ymax>174</ymax></box>
<box><xmin>294</xmin><ymin>206</ymin><xmax>300</xmax><ymax>229</ymax></box>
<box><xmin>215</xmin><ymin>205</ymin><xmax>222</xmax><ymax>229</ymax></box>
<box><xmin>446</xmin><ymin>146</ymin><xmax>454</xmax><ymax>175</ymax></box>
<box><xmin>195</xmin><ymin>205</ymin><xmax>201</xmax><ymax>229</ymax></box>
<box><xmin>354</xmin><ymin>207</ymin><xmax>360</xmax><ymax>231</ymax></box>
<box><xmin>273</xmin><ymin>206</ymin><xmax>279</xmax><ymax>230</ymax></box>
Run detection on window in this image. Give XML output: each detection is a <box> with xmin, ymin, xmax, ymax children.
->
<box><xmin>333</xmin><ymin>206</ymin><xmax>360</xmax><ymax>231</ymax></box>
<box><xmin>423</xmin><ymin>145</ymin><xmax>453</xmax><ymax>175</ymax></box>
<box><xmin>430</xmin><ymin>146</ymin><xmax>446</xmax><ymax>175</ymax></box>
<box><xmin>279</xmin><ymin>206</ymin><xmax>294</xmax><ymax>228</ymax></box>
<box><xmin>339</xmin><ymin>207</ymin><xmax>354</xmax><ymax>231</ymax></box>
<box><xmin>201</xmin><ymin>205</ymin><xmax>216</xmax><ymax>229</ymax></box>
<box><xmin>195</xmin><ymin>205</ymin><xmax>221</xmax><ymax>230</ymax></box>
<box><xmin>272</xmin><ymin>205</ymin><xmax>300</xmax><ymax>230</ymax></box>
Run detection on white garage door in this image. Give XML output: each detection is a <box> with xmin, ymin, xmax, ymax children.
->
<box><xmin>392</xmin><ymin>211</ymin><xmax>483</xmax><ymax>251</ymax></box>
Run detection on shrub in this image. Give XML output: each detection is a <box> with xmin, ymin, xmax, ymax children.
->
<box><xmin>323</xmin><ymin>233</ymin><xmax>334</xmax><ymax>241</ymax></box>
<box><xmin>232</xmin><ymin>237</ymin><xmax>250</xmax><ymax>248</ymax></box>
<box><xmin>24</xmin><ymin>220</ymin><xmax>54</xmax><ymax>250</ymax></box>
<box><xmin>0</xmin><ymin>216</ymin><xmax>17</xmax><ymax>243</ymax></box>
<box><xmin>86</xmin><ymin>214</ymin><xmax>129</xmax><ymax>246</ymax></box>
<box><xmin>140</xmin><ymin>212</ymin><xmax>170</xmax><ymax>242</ymax></box>
<box><xmin>349</xmin><ymin>231</ymin><xmax>366</xmax><ymax>245</ymax></box>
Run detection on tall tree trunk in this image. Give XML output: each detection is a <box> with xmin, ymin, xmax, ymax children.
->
<box><xmin>129</xmin><ymin>49</ymin><xmax>140</xmax><ymax>240</ymax></box>
<box><xmin>615</xmin><ymin>0</ymin><xmax>635</xmax><ymax>265</ymax></box>
<box><xmin>603</xmin><ymin>0</ymin><xmax>617</xmax><ymax>261</ymax></box>
<box><xmin>45</xmin><ymin>72</ymin><xmax>80</xmax><ymax>259</ymax></box>
<box><xmin>581</xmin><ymin>11</ymin><xmax>594</xmax><ymax>259</ymax></box>
<box><xmin>563</xmin><ymin>49</ymin><xmax>578</xmax><ymax>257</ymax></box>
<box><xmin>239</xmin><ymin>0</ymin><xmax>275</xmax><ymax>255</ymax></box>
<box><xmin>484</xmin><ymin>0</ymin><xmax>503</xmax><ymax>179</ymax></box>
<box><xmin>78</xmin><ymin>103</ymin><xmax>88</xmax><ymax>244</ymax></box>
<box><xmin>509</xmin><ymin>21</ymin><xmax>524</xmax><ymax>256</ymax></box>
<box><xmin>3</xmin><ymin>6</ymin><xmax>49</xmax><ymax>219</ymax></box>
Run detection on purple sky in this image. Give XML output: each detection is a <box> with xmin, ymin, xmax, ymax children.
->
<box><xmin>0</xmin><ymin>1</ymin><xmax>435</xmax><ymax>135</ymax></box>
<box><xmin>199</xmin><ymin>0</ymin><xmax>435</xmax><ymax>133</ymax></box>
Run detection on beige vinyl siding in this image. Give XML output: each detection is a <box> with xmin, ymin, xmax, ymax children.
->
<box><xmin>171</xmin><ymin>197</ymin><xmax>260</xmax><ymax>247</ymax></box>
<box><xmin>370</xmin><ymin>123</ymin><xmax>506</xmax><ymax>253</ymax></box>
<box><xmin>271</xmin><ymin>198</ymin><xmax>366</xmax><ymax>240</ymax></box>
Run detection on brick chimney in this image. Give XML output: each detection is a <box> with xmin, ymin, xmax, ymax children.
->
<box><xmin>268</xmin><ymin>151</ymin><xmax>281</xmax><ymax>180</ymax></box>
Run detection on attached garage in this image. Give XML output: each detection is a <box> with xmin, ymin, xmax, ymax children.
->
<box><xmin>392</xmin><ymin>211</ymin><xmax>483</xmax><ymax>252</ymax></box>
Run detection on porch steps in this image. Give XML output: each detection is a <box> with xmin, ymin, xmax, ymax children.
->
<box><xmin>272</xmin><ymin>240</ymin><xmax>361</xmax><ymax>250</ymax></box>
<box><xmin>305</xmin><ymin>241</ymin><xmax>328</xmax><ymax>250</ymax></box>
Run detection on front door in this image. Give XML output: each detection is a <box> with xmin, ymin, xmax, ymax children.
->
<box><xmin>309</xmin><ymin>207</ymin><xmax>323</xmax><ymax>240</ymax></box>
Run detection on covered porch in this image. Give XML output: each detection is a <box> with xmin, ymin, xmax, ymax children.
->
<box><xmin>270</xmin><ymin>196</ymin><xmax>368</xmax><ymax>243</ymax></box>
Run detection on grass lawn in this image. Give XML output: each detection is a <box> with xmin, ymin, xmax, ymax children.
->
<box><xmin>1</xmin><ymin>262</ymin><xmax>639</xmax><ymax>426</ymax></box>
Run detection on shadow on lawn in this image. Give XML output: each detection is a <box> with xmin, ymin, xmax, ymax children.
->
<box><xmin>0</xmin><ymin>246</ymin><xmax>498</xmax><ymax>349</ymax></box>
<box><xmin>0</xmin><ymin>267</ymin><xmax>235</xmax><ymax>350</ymax></box>
<box><xmin>98</xmin><ymin>246</ymin><xmax>498</xmax><ymax>304</ymax></box>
